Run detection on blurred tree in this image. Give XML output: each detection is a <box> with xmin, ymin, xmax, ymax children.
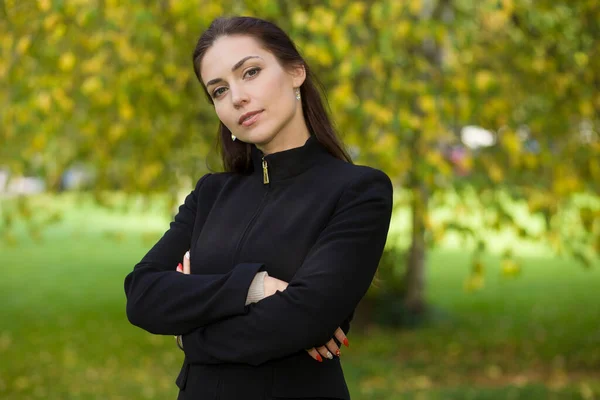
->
<box><xmin>1</xmin><ymin>0</ymin><xmax>598</xmax><ymax>316</ymax></box>
<box><xmin>286</xmin><ymin>0</ymin><xmax>600</xmax><ymax>314</ymax></box>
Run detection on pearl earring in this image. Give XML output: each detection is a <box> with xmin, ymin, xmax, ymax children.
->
<box><xmin>295</xmin><ymin>88</ymin><xmax>301</xmax><ymax>101</ymax></box>
<box><xmin>231</xmin><ymin>134</ymin><xmax>236</xmax><ymax>141</ymax></box>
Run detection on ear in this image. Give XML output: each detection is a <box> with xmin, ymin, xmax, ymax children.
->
<box><xmin>289</xmin><ymin>63</ymin><xmax>306</xmax><ymax>88</ymax></box>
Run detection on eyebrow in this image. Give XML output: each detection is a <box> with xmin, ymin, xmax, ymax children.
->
<box><xmin>205</xmin><ymin>56</ymin><xmax>263</xmax><ymax>87</ymax></box>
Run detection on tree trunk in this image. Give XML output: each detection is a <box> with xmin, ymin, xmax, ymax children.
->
<box><xmin>403</xmin><ymin>184</ymin><xmax>428</xmax><ymax>315</ymax></box>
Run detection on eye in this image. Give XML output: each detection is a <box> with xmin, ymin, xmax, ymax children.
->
<box><xmin>243</xmin><ymin>67</ymin><xmax>261</xmax><ymax>79</ymax></box>
<box><xmin>212</xmin><ymin>87</ymin><xmax>227</xmax><ymax>98</ymax></box>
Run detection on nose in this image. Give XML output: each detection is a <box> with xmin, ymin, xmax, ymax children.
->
<box><xmin>230</xmin><ymin>85</ymin><xmax>249</xmax><ymax>108</ymax></box>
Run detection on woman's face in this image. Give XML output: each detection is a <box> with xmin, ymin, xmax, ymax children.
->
<box><xmin>200</xmin><ymin>35</ymin><xmax>305</xmax><ymax>151</ymax></box>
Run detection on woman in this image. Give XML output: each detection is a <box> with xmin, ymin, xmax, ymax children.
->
<box><xmin>124</xmin><ymin>16</ymin><xmax>393</xmax><ymax>400</ymax></box>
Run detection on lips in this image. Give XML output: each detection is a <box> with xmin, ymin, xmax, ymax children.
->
<box><xmin>239</xmin><ymin>110</ymin><xmax>263</xmax><ymax>125</ymax></box>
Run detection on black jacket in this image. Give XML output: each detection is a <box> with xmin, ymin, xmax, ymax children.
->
<box><xmin>124</xmin><ymin>136</ymin><xmax>393</xmax><ymax>400</ymax></box>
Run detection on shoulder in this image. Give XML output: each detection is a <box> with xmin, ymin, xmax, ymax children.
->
<box><xmin>344</xmin><ymin>165</ymin><xmax>393</xmax><ymax>205</ymax></box>
<box><xmin>324</xmin><ymin>157</ymin><xmax>392</xmax><ymax>194</ymax></box>
<box><xmin>188</xmin><ymin>173</ymin><xmax>238</xmax><ymax>206</ymax></box>
<box><xmin>193</xmin><ymin>172</ymin><xmax>236</xmax><ymax>192</ymax></box>
<box><xmin>317</xmin><ymin>158</ymin><xmax>393</xmax><ymax>210</ymax></box>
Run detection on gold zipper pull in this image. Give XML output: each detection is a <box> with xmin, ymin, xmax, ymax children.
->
<box><xmin>262</xmin><ymin>157</ymin><xmax>270</xmax><ymax>185</ymax></box>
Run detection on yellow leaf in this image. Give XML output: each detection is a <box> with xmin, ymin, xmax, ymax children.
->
<box><xmin>552</xmin><ymin>176</ymin><xmax>582</xmax><ymax>196</ymax></box>
<box><xmin>81</xmin><ymin>53</ymin><xmax>106</xmax><ymax>74</ymax></box>
<box><xmin>339</xmin><ymin>60</ymin><xmax>352</xmax><ymax>78</ymax></box>
<box><xmin>574</xmin><ymin>52</ymin><xmax>589</xmax><ymax>68</ymax></box>
<box><xmin>488</xmin><ymin>163</ymin><xmax>504</xmax><ymax>183</ymax></box>
<box><xmin>523</xmin><ymin>154</ymin><xmax>538</xmax><ymax>169</ymax></box>
<box><xmin>43</xmin><ymin>14</ymin><xmax>60</xmax><ymax>30</ymax></box>
<box><xmin>316</xmin><ymin>51</ymin><xmax>333</xmax><ymax>67</ymax></box>
<box><xmin>32</xmin><ymin>134</ymin><xmax>47</xmax><ymax>151</ymax></box>
<box><xmin>345</xmin><ymin>2</ymin><xmax>366</xmax><ymax>23</ymax></box>
<box><xmin>36</xmin><ymin>92</ymin><xmax>52</xmax><ymax>113</ymax></box>
<box><xmin>52</xmin><ymin>88</ymin><xmax>74</xmax><ymax>112</ymax></box>
<box><xmin>37</xmin><ymin>0</ymin><xmax>51</xmax><ymax>12</ymax></box>
<box><xmin>395</xmin><ymin>21</ymin><xmax>411</xmax><ymax>38</ymax></box>
<box><xmin>96</xmin><ymin>90</ymin><xmax>114</xmax><ymax>106</ymax></box>
<box><xmin>109</xmin><ymin>124</ymin><xmax>125</xmax><ymax>143</ymax></box>
<box><xmin>50</xmin><ymin>23</ymin><xmax>67</xmax><ymax>42</ymax></box>
<box><xmin>377</xmin><ymin>109</ymin><xmax>393</xmax><ymax>125</ymax></box>
<box><xmin>292</xmin><ymin>10</ymin><xmax>309</xmax><ymax>27</ymax></box>
<box><xmin>59</xmin><ymin>52</ymin><xmax>76</xmax><ymax>71</ymax></box>
<box><xmin>502</xmin><ymin>130</ymin><xmax>522</xmax><ymax>155</ymax></box>
<box><xmin>164</xmin><ymin>62</ymin><xmax>178</xmax><ymax>77</ymax></box>
<box><xmin>475</xmin><ymin>70</ymin><xmax>493</xmax><ymax>91</ymax></box>
<box><xmin>16</xmin><ymin>36</ymin><xmax>31</xmax><ymax>55</ymax></box>
<box><xmin>460</xmin><ymin>154</ymin><xmax>474</xmax><ymax>173</ymax></box>
<box><xmin>320</xmin><ymin>9</ymin><xmax>336</xmax><ymax>32</ymax></box>
<box><xmin>418</xmin><ymin>95</ymin><xmax>436</xmax><ymax>114</ymax></box>
<box><xmin>425</xmin><ymin>151</ymin><xmax>445</xmax><ymax>169</ymax></box>
<box><xmin>484</xmin><ymin>10</ymin><xmax>510</xmax><ymax>31</ymax></box>
<box><xmin>579</xmin><ymin>101</ymin><xmax>593</xmax><ymax>117</ymax></box>
<box><xmin>175</xmin><ymin>21</ymin><xmax>188</xmax><ymax>35</ymax></box>
<box><xmin>81</xmin><ymin>77</ymin><xmax>102</xmax><ymax>95</ymax></box>
<box><xmin>119</xmin><ymin>103</ymin><xmax>134</xmax><ymax>121</ymax></box>
<box><xmin>409</xmin><ymin>0</ymin><xmax>422</xmax><ymax>15</ymax></box>
<box><xmin>140</xmin><ymin>163</ymin><xmax>163</xmax><ymax>186</ymax></box>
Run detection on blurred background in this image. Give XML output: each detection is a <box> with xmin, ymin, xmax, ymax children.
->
<box><xmin>1</xmin><ymin>0</ymin><xmax>599</xmax><ymax>399</ymax></box>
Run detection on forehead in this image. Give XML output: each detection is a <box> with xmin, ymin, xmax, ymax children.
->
<box><xmin>200</xmin><ymin>35</ymin><xmax>272</xmax><ymax>83</ymax></box>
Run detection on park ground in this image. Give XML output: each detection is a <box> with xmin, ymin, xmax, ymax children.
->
<box><xmin>0</xmin><ymin>193</ymin><xmax>599</xmax><ymax>399</ymax></box>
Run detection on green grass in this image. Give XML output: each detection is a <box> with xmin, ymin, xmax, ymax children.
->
<box><xmin>1</xmin><ymin>194</ymin><xmax>599</xmax><ymax>399</ymax></box>
<box><xmin>342</xmin><ymin>250</ymin><xmax>600</xmax><ymax>399</ymax></box>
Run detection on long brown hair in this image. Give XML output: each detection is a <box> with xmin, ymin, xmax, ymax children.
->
<box><xmin>192</xmin><ymin>16</ymin><xmax>352</xmax><ymax>172</ymax></box>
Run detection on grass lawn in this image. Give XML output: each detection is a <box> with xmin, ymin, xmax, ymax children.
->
<box><xmin>1</xmin><ymin>194</ymin><xmax>599</xmax><ymax>399</ymax></box>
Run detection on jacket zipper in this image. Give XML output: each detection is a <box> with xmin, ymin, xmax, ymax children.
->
<box><xmin>232</xmin><ymin>158</ymin><xmax>270</xmax><ymax>264</ymax></box>
<box><xmin>262</xmin><ymin>156</ymin><xmax>270</xmax><ymax>184</ymax></box>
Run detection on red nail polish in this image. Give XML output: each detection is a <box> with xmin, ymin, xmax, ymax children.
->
<box><xmin>177</xmin><ymin>263</ymin><xmax>182</xmax><ymax>270</ymax></box>
<box><xmin>316</xmin><ymin>354</ymin><xmax>323</xmax><ymax>362</ymax></box>
<box><xmin>336</xmin><ymin>349</ymin><xmax>341</xmax><ymax>357</ymax></box>
<box><xmin>343</xmin><ymin>338</ymin><xmax>349</xmax><ymax>348</ymax></box>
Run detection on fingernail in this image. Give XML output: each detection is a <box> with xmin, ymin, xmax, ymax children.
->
<box><xmin>177</xmin><ymin>263</ymin><xmax>183</xmax><ymax>271</ymax></box>
<box><xmin>316</xmin><ymin>354</ymin><xmax>322</xmax><ymax>362</ymax></box>
<box><xmin>343</xmin><ymin>338</ymin><xmax>349</xmax><ymax>347</ymax></box>
<box><xmin>336</xmin><ymin>349</ymin><xmax>341</xmax><ymax>357</ymax></box>
<box><xmin>185</xmin><ymin>251</ymin><xmax>190</xmax><ymax>260</ymax></box>
<box><xmin>326</xmin><ymin>351</ymin><xmax>333</xmax><ymax>360</ymax></box>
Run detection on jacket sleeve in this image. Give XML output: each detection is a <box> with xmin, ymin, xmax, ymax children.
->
<box><xmin>181</xmin><ymin>168</ymin><xmax>393</xmax><ymax>365</ymax></box>
<box><xmin>124</xmin><ymin>174</ymin><xmax>265</xmax><ymax>336</ymax></box>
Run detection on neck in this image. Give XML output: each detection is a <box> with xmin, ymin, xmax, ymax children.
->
<box><xmin>256</xmin><ymin>110</ymin><xmax>311</xmax><ymax>155</ymax></box>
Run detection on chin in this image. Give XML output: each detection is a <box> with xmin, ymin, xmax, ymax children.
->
<box><xmin>239</xmin><ymin>129</ymin><xmax>277</xmax><ymax>146</ymax></box>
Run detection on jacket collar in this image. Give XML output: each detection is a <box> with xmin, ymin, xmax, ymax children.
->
<box><xmin>251</xmin><ymin>135</ymin><xmax>330</xmax><ymax>184</ymax></box>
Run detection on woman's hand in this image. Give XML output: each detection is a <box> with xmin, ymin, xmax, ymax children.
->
<box><xmin>180</xmin><ymin>261</ymin><xmax>350</xmax><ymax>361</ymax></box>
<box><xmin>305</xmin><ymin>327</ymin><xmax>349</xmax><ymax>362</ymax></box>
<box><xmin>176</xmin><ymin>250</ymin><xmax>191</xmax><ymax>275</ymax></box>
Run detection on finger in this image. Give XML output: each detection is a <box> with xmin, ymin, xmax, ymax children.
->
<box><xmin>176</xmin><ymin>263</ymin><xmax>183</xmax><ymax>273</ymax></box>
<box><xmin>305</xmin><ymin>348</ymin><xmax>323</xmax><ymax>363</ymax></box>
<box><xmin>316</xmin><ymin>345</ymin><xmax>333</xmax><ymax>360</ymax></box>
<box><xmin>183</xmin><ymin>251</ymin><xmax>191</xmax><ymax>275</ymax></box>
<box><xmin>325</xmin><ymin>338</ymin><xmax>341</xmax><ymax>357</ymax></box>
<box><xmin>334</xmin><ymin>327</ymin><xmax>349</xmax><ymax>348</ymax></box>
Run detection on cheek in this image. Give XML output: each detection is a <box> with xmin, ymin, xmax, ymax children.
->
<box><xmin>266</xmin><ymin>80</ymin><xmax>293</xmax><ymax>112</ymax></box>
<box><xmin>215</xmin><ymin>105</ymin><xmax>233</xmax><ymax>126</ymax></box>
